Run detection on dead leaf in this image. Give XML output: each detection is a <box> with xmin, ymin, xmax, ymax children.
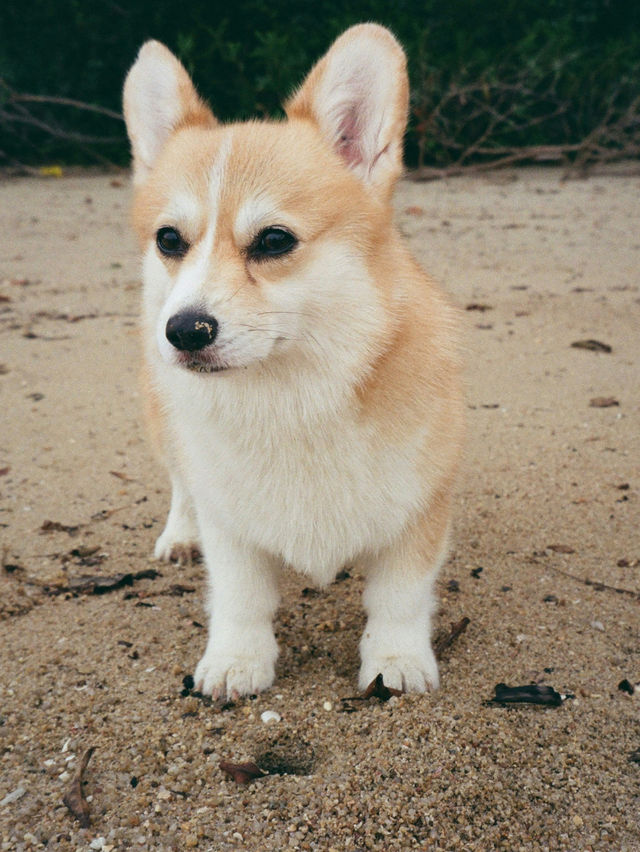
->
<box><xmin>571</xmin><ymin>339</ymin><xmax>612</xmax><ymax>353</ymax></box>
<box><xmin>32</xmin><ymin>310</ymin><xmax>99</xmax><ymax>324</ymax></box>
<box><xmin>547</xmin><ymin>544</ymin><xmax>575</xmax><ymax>554</ymax></box>
<box><xmin>333</xmin><ymin>568</ymin><xmax>351</xmax><ymax>583</ymax></box>
<box><xmin>0</xmin><ymin>467</ymin><xmax>10</xmax><ymax>476</ymax></box>
<box><xmin>219</xmin><ymin>761</ymin><xmax>268</xmax><ymax>785</ymax></box>
<box><xmin>362</xmin><ymin>673</ymin><xmax>403</xmax><ymax>701</ymax></box>
<box><xmin>109</xmin><ymin>470</ymin><xmax>137</xmax><ymax>482</ymax></box>
<box><xmin>544</xmin><ymin>564</ymin><xmax>640</xmax><ymax>600</ymax></box>
<box><xmin>486</xmin><ymin>683</ymin><xmax>573</xmax><ymax>707</ymax></box>
<box><xmin>70</xmin><ymin>545</ymin><xmax>101</xmax><ymax>559</ymax></box>
<box><xmin>434</xmin><ymin>616</ymin><xmax>470</xmax><ymax>659</ymax></box>
<box><xmin>589</xmin><ymin>397</ymin><xmax>619</xmax><ymax>408</ymax></box>
<box><xmin>62</xmin><ymin>746</ymin><xmax>95</xmax><ymax>827</ymax></box>
<box><xmin>404</xmin><ymin>206</ymin><xmax>424</xmax><ymax>215</ymax></box>
<box><xmin>166</xmin><ymin>583</ymin><xmax>195</xmax><ymax>596</ymax></box>
<box><xmin>339</xmin><ymin>672</ymin><xmax>404</xmax><ymax>711</ymax></box>
<box><xmin>90</xmin><ymin>506</ymin><xmax>126</xmax><ymax>521</ymax></box>
<box><xmin>40</xmin><ymin>520</ymin><xmax>81</xmax><ymax>536</ymax></box>
<box><xmin>44</xmin><ymin>568</ymin><xmax>160</xmax><ymax>596</ymax></box>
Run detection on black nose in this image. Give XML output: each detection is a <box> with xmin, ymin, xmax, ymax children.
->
<box><xmin>165</xmin><ymin>311</ymin><xmax>218</xmax><ymax>351</ymax></box>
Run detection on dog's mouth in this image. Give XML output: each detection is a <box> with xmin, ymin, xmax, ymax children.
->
<box><xmin>175</xmin><ymin>349</ymin><xmax>230</xmax><ymax>374</ymax></box>
<box><xmin>185</xmin><ymin>361</ymin><xmax>228</xmax><ymax>374</ymax></box>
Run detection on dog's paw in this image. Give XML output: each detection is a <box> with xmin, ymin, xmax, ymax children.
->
<box><xmin>358</xmin><ymin>648</ymin><xmax>439</xmax><ymax>694</ymax></box>
<box><xmin>194</xmin><ymin>639</ymin><xmax>278</xmax><ymax>699</ymax></box>
<box><xmin>154</xmin><ymin>520</ymin><xmax>200</xmax><ymax>564</ymax></box>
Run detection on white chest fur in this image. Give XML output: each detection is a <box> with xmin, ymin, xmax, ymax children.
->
<box><xmin>161</xmin><ymin>362</ymin><xmax>424</xmax><ymax>585</ymax></box>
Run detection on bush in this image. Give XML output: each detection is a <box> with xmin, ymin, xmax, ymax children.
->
<box><xmin>0</xmin><ymin>0</ymin><xmax>638</xmax><ymax>169</ymax></box>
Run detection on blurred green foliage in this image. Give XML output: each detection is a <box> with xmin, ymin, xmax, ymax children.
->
<box><xmin>0</xmin><ymin>0</ymin><xmax>638</xmax><ymax>166</ymax></box>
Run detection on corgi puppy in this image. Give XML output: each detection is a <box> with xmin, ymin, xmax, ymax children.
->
<box><xmin>123</xmin><ymin>24</ymin><xmax>464</xmax><ymax>699</ymax></box>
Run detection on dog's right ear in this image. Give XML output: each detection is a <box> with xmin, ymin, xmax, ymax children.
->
<box><xmin>123</xmin><ymin>41</ymin><xmax>216</xmax><ymax>183</ymax></box>
<box><xmin>285</xmin><ymin>24</ymin><xmax>409</xmax><ymax>202</ymax></box>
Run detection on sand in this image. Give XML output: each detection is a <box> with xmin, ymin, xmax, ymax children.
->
<box><xmin>0</xmin><ymin>168</ymin><xmax>638</xmax><ymax>851</ymax></box>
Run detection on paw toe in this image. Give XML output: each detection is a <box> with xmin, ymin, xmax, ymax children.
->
<box><xmin>194</xmin><ymin>652</ymin><xmax>276</xmax><ymax>700</ymax></box>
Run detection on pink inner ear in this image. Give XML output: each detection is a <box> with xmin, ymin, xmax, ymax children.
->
<box><xmin>336</xmin><ymin>106</ymin><xmax>364</xmax><ymax>167</ymax></box>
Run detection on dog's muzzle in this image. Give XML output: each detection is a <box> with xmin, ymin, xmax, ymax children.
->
<box><xmin>166</xmin><ymin>310</ymin><xmax>218</xmax><ymax>351</ymax></box>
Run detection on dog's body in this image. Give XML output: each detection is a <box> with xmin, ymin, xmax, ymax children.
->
<box><xmin>123</xmin><ymin>24</ymin><xmax>464</xmax><ymax>699</ymax></box>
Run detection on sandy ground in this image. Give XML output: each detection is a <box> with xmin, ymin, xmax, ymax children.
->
<box><xmin>0</xmin><ymin>168</ymin><xmax>639</xmax><ymax>852</ymax></box>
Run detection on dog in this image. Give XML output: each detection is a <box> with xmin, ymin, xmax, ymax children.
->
<box><xmin>123</xmin><ymin>23</ymin><xmax>464</xmax><ymax>699</ymax></box>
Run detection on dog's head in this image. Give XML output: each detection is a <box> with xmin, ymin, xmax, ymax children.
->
<box><xmin>123</xmin><ymin>25</ymin><xmax>409</xmax><ymax>379</ymax></box>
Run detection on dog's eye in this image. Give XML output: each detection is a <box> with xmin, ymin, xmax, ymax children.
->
<box><xmin>249</xmin><ymin>227</ymin><xmax>297</xmax><ymax>260</ymax></box>
<box><xmin>156</xmin><ymin>227</ymin><xmax>189</xmax><ymax>257</ymax></box>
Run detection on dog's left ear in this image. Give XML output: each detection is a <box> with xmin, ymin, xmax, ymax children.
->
<box><xmin>285</xmin><ymin>24</ymin><xmax>409</xmax><ymax>201</ymax></box>
<box><xmin>123</xmin><ymin>41</ymin><xmax>216</xmax><ymax>184</ymax></box>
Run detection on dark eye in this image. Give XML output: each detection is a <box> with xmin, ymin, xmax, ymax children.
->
<box><xmin>156</xmin><ymin>226</ymin><xmax>189</xmax><ymax>257</ymax></box>
<box><xmin>249</xmin><ymin>227</ymin><xmax>297</xmax><ymax>260</ymax></box>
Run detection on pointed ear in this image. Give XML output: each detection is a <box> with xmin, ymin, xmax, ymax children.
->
<box><xmin>285</xmin><ymin>24</ymin><xmax>409</xmax><ymax>200</ymax></box>
<box><xmin>123</xmin><ymin>40</ymin><xmax>216</xmax><ymax>183</ymax></box>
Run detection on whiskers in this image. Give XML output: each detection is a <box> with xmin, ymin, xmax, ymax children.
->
<box><xmin>235</xmin><ymin>323</ymin><xmax>303</xmax><ymax>343</ymax></box>
<box><xmin>237</xmin><ymin>309</ymin><xmax>324</xmax><ymax>351</ymax></box>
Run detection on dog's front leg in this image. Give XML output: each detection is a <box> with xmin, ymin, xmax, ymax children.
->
<box><xmin>154</xmin><ymin>471</ymin><xmax>200</xmax><ymax>563</ymax></box>
<box><xmin>359</xmin><ymin>513</ymin><xmax>451</xmax><ymax>694</ymax></box>
<box><xmin>193</xmin><ymin>526</ymin><xmax>280</xmax><ymax>699</ymax></box>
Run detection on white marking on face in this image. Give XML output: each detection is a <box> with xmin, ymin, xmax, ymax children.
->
<box><xmin>153</xmin><ymin>134</ymin><xmax>235</xmax><ymax>365</ymax></box>
<box><xmin>208</xmin><ymin>132</ymin><xmax>232</xmax><ymax>211</ymax></box>
<box><xmin>178</xmin><ymin>132</ymin><xmax>233</xmax><ymax>298</ymax></box>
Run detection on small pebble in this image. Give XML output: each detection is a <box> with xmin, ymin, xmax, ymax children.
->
<box><xmin>260</xmin><ymin>710</ymin><xmax>281</xmax><ymax>724</ymax></box>
<box><xmin>90</xmin><ymin>839</ymin><xmax>106</xmax><ymax>851</ymax></box>
<box><xmin>591</xmin><ymin>620</ymin><xmax>605</xmax><ymax>631</ymax></box>
<box><xmin>0</xmin><ymin>787</ymin><xmax>27</xmax><ymax>808</ymax></box>
<box><xmin>323</xmin><ymin>701</ymin><xmax>333</xmax><ymax>711</ymax></box>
